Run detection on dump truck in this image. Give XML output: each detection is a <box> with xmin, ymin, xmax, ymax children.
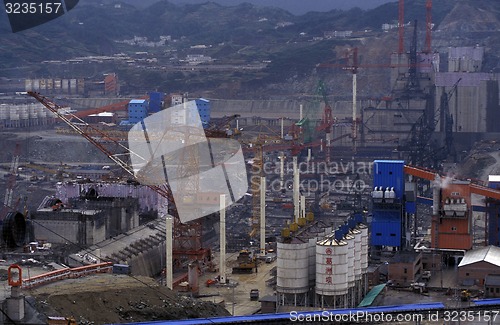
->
<box><xmin>232</xmin><ymin>250</ymin><xmax>256</xmax><ymax>274</ymax></box>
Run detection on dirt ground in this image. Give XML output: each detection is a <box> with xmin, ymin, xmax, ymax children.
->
<box><xmin>28</xmin><ymin>274</ymin><xmax>230</xmax><ymax>324</ymax></box>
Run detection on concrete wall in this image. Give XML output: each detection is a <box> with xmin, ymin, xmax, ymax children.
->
<box><xmin>435</xmin><ymin>74</ymin><xmax>500</xmax><ymax>133</ymax></box>
<box><xmin>129</xmin><ymin>242</ymin><xmax>166</xmax><ymax>277</ymax></box>
<box><xmin>67</xmin><ymin>196</ymin><xmax>140</xmax><ymax>238</ymax></box>
<box><xmin>33</xmin><ymin>216</ymin><xmax>80</xmax><ymax>244</ymax></box>
<box><xmin>33</xmin><ymin>210</ymin><xmax>107</xmax><ymax>246</ymax></box>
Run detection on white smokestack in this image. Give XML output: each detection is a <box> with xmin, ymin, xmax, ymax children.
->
<box><xmin>432</xmin><ymin>174</ymin><xmax>440</xmax><ymax>216</ymax></box>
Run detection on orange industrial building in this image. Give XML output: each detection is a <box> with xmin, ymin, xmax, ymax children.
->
<box><xmin>432</xmin><ymin>180</ymin><xmax>472</xmax><ymax>250</ymax></box>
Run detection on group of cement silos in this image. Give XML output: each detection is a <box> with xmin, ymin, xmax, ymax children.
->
<box><xmin>276</xmin><ymin>214</ymin><xmax>369</xmax><ymax>310</ymax></box>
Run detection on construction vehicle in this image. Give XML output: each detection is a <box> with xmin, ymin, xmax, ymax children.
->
<box><xmin>250</xmin><ymin>289</ymin><xmax>259</xmax><ymax>301</ymax></box>
<box><xmin>461</xmin><ymin>289</ymin><xmax>471</xmax><ymax>301</ymax></box>
<box><xmin>232</xmin><ymin>250</ymin><xmax>256</xmax><ymax>274</ymax></box>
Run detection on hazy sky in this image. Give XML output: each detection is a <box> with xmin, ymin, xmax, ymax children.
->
<box><xmin>169</xmin><ymin>0</ymin><xmax>396</xmax><ymax>15</ymax></box>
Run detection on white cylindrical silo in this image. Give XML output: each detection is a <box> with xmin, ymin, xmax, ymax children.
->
<box><xmin>277</xmin><ymin>239</ymin><xmax>309</xmax><ymax>295</ymax></box>
<box><xmin>25</xmin><ymin>79</ymin><xmax>33</xmax><ymax>91</ymax></box>
<box><xmin>62</xmin><ymin>79</ymin><xmax>69</xmax><ymax>92</ymax></box>
<box><xmin>359</xmin><ymin>223</ymin><xmax>369</xmax><ymax>272</ymax></box>
<box><xmin>352</xmin><ymin>227</ymin><xmax>362</xmax><ymax>282</ymax></box>
<box><xmin>35</xmin><ymin>103</ymin><xmax>47</xmax><ymax>118</ymax></box>
<box><xmin>28</xmin><ymin>104</ymin><xmax>37</xmax><ymax>118</ymax></box>
<box><xmin>9</xmin><ymin>106</ymin><xmax>19</xmax><ymax>127</ymax></box>
<box><xmin>344</xmin><ymin>232</ymin><xmax>355</xmax><ymax>288</ymax></box>
<box><xmin>54</xmin><ymin>79</ymin><xmax>62</xmax><ymax>90</ymax></box>
<box><xmin>316</xmin><ymin>235</ymin><xmax>348</xmax><ymax>296</ymax></box>
<box><xmin>19</xmin><ymin>105</ymin><xmax>29</xmax><ymax>119</ymax></box>
<box><xmin>70</xmin><ymin>79</ymin><xmax>77</xmax><ymax>94</ymax></box>
<box><xmin>308</xmin><ymin>237</ymin><xmax>317</xmax><ymax>288</ymax></box>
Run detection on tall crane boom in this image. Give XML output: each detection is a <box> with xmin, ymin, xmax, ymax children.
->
<box><xmin>4</xmin><ymin>143</ymin><xmax>20</xmax><ymax>210</ymax></box>
<box><xmin>425</xmin><ymin>0</ymin><xmax>432</xmax><ymax>54</ymax></box>
<box><xmin>398</xmin><ymin>0</ymin><xmax>405</xmax><ymax>54</ymax></box>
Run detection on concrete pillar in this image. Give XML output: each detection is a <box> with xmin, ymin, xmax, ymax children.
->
<box><xmin>188</xmin><ymin>261</ymin><xmax>199</xmax><ymax>296</ymax></box>
<box><xmin>260</xmin><ymin>176</ymin><xmax>266</xmax><ymax>254</ymax></box>
<box><xmin>166</xmin><ymin>216</ymin><xmax>173</xmax><ymax>289</ymax></box>
<box><xmin>6</xmin><ymin>287</ymin><xmax>24</xmax><ymax>322</ymax></box>
<box><xmin>220</xmin><ymin>194</ymin><xmax>227</xmax><ymax>284</ymax></box>
<box><xmin>293</xmin><ymin>157</ymin><xmax>300</xmax><ymax>223</ymax></box>
<box><xmin>280</xmin><ymin>152</ymin><xmax>285</xmax><ymax>192</ymax></box>
<box><xmin>300</xmin><ymin>195</ymin><xmax>305</xmax><ymax>219</ymax></box>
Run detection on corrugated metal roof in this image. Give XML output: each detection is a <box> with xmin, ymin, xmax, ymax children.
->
<box><xmin>358</xmin><ymin>284</ymin><xmax>386</xmax><ymax>307</ymax></box>
<box><xmin>435</xmin><ymin>72</ymin><xmax>494</xmax><ymax>87</ymax></box>
<box><xmin>129</xmin><ymin>99</ymin><xmax>147</xmax><ymax>104</ymax></box>
<box><xmin>458</xmin><ymin>245</ymin><xmax>500</xmax><ymax>268</ymax></box>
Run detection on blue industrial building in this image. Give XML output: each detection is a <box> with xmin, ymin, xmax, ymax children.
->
<box><xmin>128</xmin><ymin>99</ymin><xmax>148</xmax><ymax>124</ymax></box>
<box><xmin>487</xmin><ymin>175</ymin><xmax>500</xmax><ymax>246</ymax></box>
<box><xmin>149</xmin><ymin>92</ymin><xmax>164</xmax><ymax>113</ymax></box>
<box><xmin>195</xmin><ymin>98</ymin><xmax>211</xmax><ymax>128</ymax></box>
<box><xmin>370</xmin><ymin>160</ymin><xmax>407</xmax><ymax>248</ymax></box>
<box><xmin>126</xmin><ymin>97</ymin><xmax>210</xmax><ymax>126</ymax></box>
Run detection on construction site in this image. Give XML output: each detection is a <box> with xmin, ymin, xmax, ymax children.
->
<box><xmin>1</xmin><ymin>1</ymin><xmax>500</xmax><ymax>324</ymax></box>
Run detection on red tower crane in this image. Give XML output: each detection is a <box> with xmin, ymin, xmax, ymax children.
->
<box><xmin>398</xmin><ymin>0</ymin><xmax>405</xmax><ymax>54</ymax></box>
<box><xmin>315</xmin><ymin>81</ymin><xmax>335</xmax><ymax>162</ymax></box>
<box><xmin>1</xmin><ymin>143</ymin><xmax>21</xmax><ymax>222</ymax></box>
<box><xmin>424</xmin><ymin>0</ymin><xmax>432</xmax><ymax>54</ymax></box>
